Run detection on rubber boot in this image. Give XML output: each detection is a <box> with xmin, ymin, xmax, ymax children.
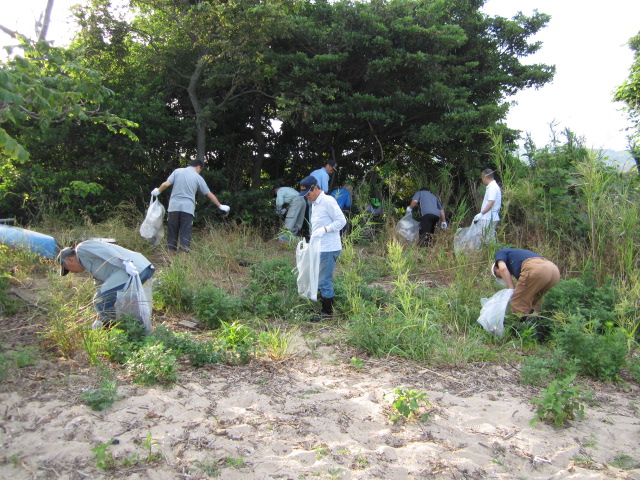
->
<box><xmin>321</xmin><ymin>297</ymin><xmax>334</xmax><ymax>318</ymax></box>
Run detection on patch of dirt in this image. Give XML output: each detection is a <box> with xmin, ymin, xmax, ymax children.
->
<box><xmin>1</xmin><ymin>283</ymin><xmax>640</xmax><ymax>480</ymax></box>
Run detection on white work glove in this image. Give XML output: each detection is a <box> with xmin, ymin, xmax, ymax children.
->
<box><xmin>219</xmin><ymin>205</ymin><xmax>230</xmax><ymax>212</ymax></box>
<box><xmin>279</xmin><ymin>208</ymin><xmax>287</xmax><ymax>215</ymax></box>
<box><xmin>406</xmin><ymin>207</ymin><xmax>412</xmax><ymax>213</ymax></box>
<box><xmin>441</xmin><ymin>222</ymin><xmax>448</xmax><ymax>229</ymax></box>
<box><xmin>124</xmin><ymin>260</ymin><xmax>139</xmax><ymax>276</ymax></box>
<box><xmin>151</xmin><ymin>188</ymin><xmax>160</xmax><ymax>196</ymax></box>
<box><xmin>473</xmin><ymin>213</ymin><xmax>482</xmax><ymax>223</ymax></box>
<box><xmin>92</xmin><ymin>319</ymin><xmax>104</xmax><ymax>330</ymax></box>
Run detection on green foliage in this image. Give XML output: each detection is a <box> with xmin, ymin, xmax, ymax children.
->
<box><xmin>543</xmin><ymin>275</ymin><xmax>618</xmax><ymax>324</ymax></box>
<box><xmin>241</xmin><ymin>257</ymin><xmax>299</xmax><ymax>318</ymax></box>
<box><xmin>11</xmin><ymin>346</ymin><xmax>39</xmax><ymax>368</ymax></box>
<box><xmin>154</xmin><ymin>261</ymin><xmax>193</xmax><ymax>312</ymax></box>
<box><xmin>216</xmin><ymin>321</ymin><xmax>256</xmax><ymax>365</ymax></box>
<box><xmin>629</xmin><ymin>357</ymin><xmax>640</xmax><ymax>383</ymax></box>
<box><xmin>530</xmin><ymin>374</ymin><xmax>587</xmax><ymax>427</ymax></box>
<box><xmin>384</xmin><ymin>387</ymin><xmax>430</xmax><ymax>423</ymax></box>
<box><xmin>125</xmin><ymin>343</ymin><xmax>178</xmax><ymax>385</ymax></box>
<box><xmin>555</xmin><ymin>317</ymin><xmax>628</xmax><ymax>381</ymax></box>
<box><xmin>91</xmin><ymin>432</ymin><xmax>160</xmax><ymax>471</ymax></box>
<box><xmin>193</xmin><ymin>284</ymin><xmax>243</xmax><ymax>329</ymax></box>
<box><xmin>520</xmin><ymin>352</ymin><xmax>579</xmax><ymax>387</ymax></box>
<box><xmin>257</xmin><ymin>326</ymin><xmax>294</xmax><ymax>361</ymax></box>
<box><xmin>185</xmin><ymin>340</ymin><xmax>224</xmax><ymax>368</ymax></box>
<box><xmin>81</xmin><ymin>377</ymin><xmax>120</xmax><ymax>411</ymax></box>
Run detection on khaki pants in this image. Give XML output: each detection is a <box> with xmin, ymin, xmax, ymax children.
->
<box><xmin>510</xmin><ymin>257</ymin><xmax>560</xmax><ymax>314</ymax></box>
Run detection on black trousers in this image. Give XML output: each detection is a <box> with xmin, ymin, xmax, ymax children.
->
<box><xmin>418</xmin><ymin>213</ymin><xmax>439</xmax><ymax>247</ymax></box>
<box><xmin>167</xmin><ymin>211</ymin><xmax>194</xmax><ymax>251</ymax></box>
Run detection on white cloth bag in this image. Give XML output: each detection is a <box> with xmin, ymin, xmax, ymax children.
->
<box><xmin>294</xmin><ymin>238</ymin><xmax>321</xmax><ymax>301</ymax></box>
<box><xmin>140</xmin><ymin>196</ymin><xmax>165</xmax><ymax>246</ymax></box>
<box><xmin>115</xmin><ymin>274</ymin><xmax>153</xmax><ymax>331</ymax></box>
<box><xmin>476</xmin><ymin>288</ymin><xmax>514</xmax><ymax>338</ymax></box>
<box><xmin>396</xmin><ymin>212</ymin><xmax>419</xmax><ymax>242</ymax></box>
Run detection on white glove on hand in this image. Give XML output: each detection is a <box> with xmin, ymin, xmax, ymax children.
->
<box><xmin>151</xmin><ymin>188</ymin><xmax>160</xmax><ymax>196</ymax></box>
<box><xmin>92</xmin><ymin>320</ymin><xmax>104</xmax><ymax>330</ymax></box>
<box><xmin>311</xmin><ymin>228</ymin><xmax>326</xmax><ymax>240</ymax></box>
<box><xmin>219</xmin><ymin>205</ymin><xmax>230</xmax><ymax>212</ymax></box>
<box><xmin>279</xmin><ymin>208</ymin><xmax>287</xmax><ymax>215</ymax></box>
<box><xmin>406</xmin><ymin>207</ymin><xmax>412</xmax><ymax>213</ymax></box>
<box><xmin>473</xmin><ymin>213</ymin><xmax>482</xmax><ymax>223</ymax></box>
<box><xmin>441</xmin><ymin>222</ymin><xmax>448</xmax><ymax>229</ymax></box>
<box><xmin>125</xmin><ymin>260</ymin><xmax>139</xmax><ymax>276</ymax></box>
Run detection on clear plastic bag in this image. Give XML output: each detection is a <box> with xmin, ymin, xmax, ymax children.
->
<box><xmin>476</xmin><ymin>288</ymin><xmax>514</xmax><ymax>338</ymax></box>
<box><xmin>293</xmin><ymin>238</ymin><xmax>320</xmax><ymax>301</ymax></box>
<box><xmin>140</xmin><ymin>196</ymin><xmax>165</xmax><ymax>246</ymax></box>
<box><xmin>115</xmin><ymin>274</ymin><xmax>153</xmax><ymax>331</ymax></box>
<box><xmin>454</xmin><ymin>221</ymin><xmax>483</xmax><ymax>253</ymax></box>
<box><xmin>396</xmin><ymin>212</ymin><xmax>419</xmax><ymax>243</ymax></box>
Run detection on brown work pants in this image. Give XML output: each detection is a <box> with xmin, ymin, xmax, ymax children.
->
<box><xmin>510</xmin><ymin>257</ymin><xmax>560</xmax><ymax>314</ymax></box>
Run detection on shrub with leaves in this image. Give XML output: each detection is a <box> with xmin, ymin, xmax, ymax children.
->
<box><xmin>193</xmin><ymin>284</ymin><xmax>243</xmax><ymax>329</ymax></box>
<box><xmin>531</xmin><ymin>374</ymin><xmax>587</xmax><ymax>427</ymax></box>
<box><xmin>543</xmin><ymin>275</ymin><xmax>618</xmax><ymax>324</ymax></box>
<box><xmin>241</xmin><ymin>258</ymin><xmax>299</xmax><ymax>317</ymax></box>
<box><xmin>555</xmin><ymin>317</ymin><xmax>627</xmax><ymax>381</ymax></box>
<box><xmin>125</xmin><ymin>343</ymin><xmax>178</xmax><ymax>385</ymax></box>
<box><xmin>217</xmin><ymin>321</ymin><xmax>256</xmax><ymax>364</ymax></box>
<box><xmin>520</xmin><ymin>352</ymin><xmax>579</xmax><ymax>387</ymax></box>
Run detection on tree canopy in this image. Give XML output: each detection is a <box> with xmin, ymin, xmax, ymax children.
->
<box><xmin>1</xmin><ymin>0</ymin><xmax>554</xmax><ymax>221</ymax></box>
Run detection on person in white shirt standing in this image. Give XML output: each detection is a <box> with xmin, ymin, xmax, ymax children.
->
<box><xmin>473</xmin><ymin>169</ymin><xmax>502</xmax><ymax>243</ymax></box>
<box><xmin>298</xmin><ymin>175</ymin><xmax>346</xmax><ymax>321</ymax></box>
<box><xmin>151</xmin><ymin>160</ymin><xmax>230</xmax><ymax>252</ymax></box>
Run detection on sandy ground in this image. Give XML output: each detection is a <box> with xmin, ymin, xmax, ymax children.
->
<box><xmin>1</xmin><ymin>325</ymin><xmax>640</xmax><ymax>480</ymax></box>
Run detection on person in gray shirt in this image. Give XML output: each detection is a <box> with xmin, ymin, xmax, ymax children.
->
<box><xmin>274</xmin><ymin>186</ymin><xmax>306</xmax><ymax>236</ymax></box>
<box><xmin>57</xmin><ymin>241</ymin><xmax>155</xmax><ymax>328</ymax></box>
<box><xmin>152</xmin><ymin>160</ymin><xmax>230</xmax><ymax>251</ymax></box>
<box><xmin>406</xmin><ymin>187</ymin><xmax>447</xmax><ymax>246</ymax></box>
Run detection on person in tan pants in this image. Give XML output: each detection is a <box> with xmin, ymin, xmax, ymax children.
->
<box><xmin>492</xmin><ymin>248</ymin><xmax>560</xmax><ymax>314</ymax></box>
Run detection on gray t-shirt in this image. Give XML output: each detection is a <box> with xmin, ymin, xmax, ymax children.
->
<box><xmin>76</xmin><ymin>241</ymin><xmax>151</xmax><ymax>293</ymax></box>
<box><xmin>412</xmin><ymin>190</ymin><xmax>443</xmax><ymax>217</ymax></box>
<box><xmin>275</xmin><ymin>187</ymin><xmax>300</xmax><ymax>210</ymax></box>
<box><xmin>166</xmin><ymin>166</ymin><xmax>211</xmax><ymax>215</ymax></box>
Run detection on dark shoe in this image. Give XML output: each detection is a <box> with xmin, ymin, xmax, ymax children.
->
<box><xmin>321</xmin><ymin>297</ymin><xmax>334</xmax><ymax>316</ymax></box>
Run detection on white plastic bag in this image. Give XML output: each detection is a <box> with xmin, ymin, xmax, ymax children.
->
<box><xmin>140</xmin><ymin>196</ymin><xmax>165</xmax><ymax>246</ymax></box>
<box><xmin>477</xmin><ymin>288</ymin><xmax>514</xmax><ymax>338</ymax></box>
<box><xmin>454</xmin><ymin>221</ymin><xmax>483</xmax><ymax>253</ymax></box>
<box><xmin>294</xmin><ymin>238</ymin><xmax>320</xmax><ymax>301</ymax></box>
<box><xmin>115</xmin><ymin>274</ymin><xmax>153</xmax><ymax>331</ymax></box>
<box><xmin>396</xmin><ymin>212</ymin><xmax>419</xmax><ymax>243</ymax></box>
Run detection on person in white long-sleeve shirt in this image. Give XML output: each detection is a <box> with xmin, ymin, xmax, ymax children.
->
<box><xmin>298</xmin><ymin>175</ymin><xmax>346</xmax><ymax>320</ymax></box>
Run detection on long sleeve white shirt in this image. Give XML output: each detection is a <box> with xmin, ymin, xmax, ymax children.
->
<box><xmin>310</xmin><ymin>192</ymin><xmax>346</xmax><ymax>252</ymax></box>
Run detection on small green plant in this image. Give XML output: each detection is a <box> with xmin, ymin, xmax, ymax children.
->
<box><xmin>141</xmin><ymin>432</ymin><xmax>162</xmax><ymax>463</ymax></box>
<box><xmin>92</xmin><ymin>441</ymin><xmax>116</xmax><ymax>471</ymax></box>
<box><xmin>224</xmin><ymin>456</ymin><xmax>245</xmax><ymax>469</ymax></box>
<box><xmin>217</xmin><ymin>321</ymin><xmax>256</xmax><ymax>364</ymax></box>
<box><xmin>348</xmin><ymin>356</ymin><xmax>364</xmax><ymax>369</ymax></box>
<box><xmin>81</xmin><ymin>377</ymin><xmax>120</xmax><ymax>411</ymax></box>
<box><xmin>12</xmin><ymin>346</ymin><xmax>39</xmax><ymax>368</ymax></box>
<box><xmin>257</xmin><ymin>326</ymin><xmax>293</xmax><ymax>361</ymax></box>
<box><xmin>530</xmin><ymin>374</ymin><xmax>587</xmax><ymax>427</ymax></box>
<box><xmin>125</xmin><ymin>343</ymin><xmax>178</xmax><ymax>385</ymax></box>
<box><xmin>610</xmin><ymin>452</ymin><xmax>638</xmax><ymax>470</ymax></box>
<box><xmin>351</xmin><ymin>453</ymin><xmax>369</xmax><ymax>469</ymax></box>
<box><xmin>193</xmin><ymin>459</ymin><xmax>221</xmax><ymax>476</ymax></box>
<box><xmin>385</xmin><ymin>387</ymin><xmax>431</xmax><ymax>423</ymax></box>
<box><xmin>185</xmin><ymin>340</ymin><xmax>223</xmax><ymax>367</ymax></box>
<box><xmin>315</xmin><ymin>446</ymin><xmax>329</xmax><ymax>460</ymax></box>
<box><xmin>629</xmin><ymin>357</ymin><xmax>640</xmax><ymax>383</ymax></box>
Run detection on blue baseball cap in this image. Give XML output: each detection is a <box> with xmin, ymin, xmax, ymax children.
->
<box><xmin>299</xmin><ymin>175</ymin><xmax>319</xmax><ymax>196</ymax></box>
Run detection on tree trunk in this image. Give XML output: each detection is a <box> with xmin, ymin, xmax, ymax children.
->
<box><xmin>37</xmin><ymin>0</ymin><xmax>55</xmax><ymax>42</ymax></box>
<box><xmin>250</xmin><ymin>100</ymin><xmax>265</xmax><ymax>189</ymax></box>
<box><xmin>187</xmin><ymin>56</ymin><xmax>207</xmax><ymax>164</ymax></box>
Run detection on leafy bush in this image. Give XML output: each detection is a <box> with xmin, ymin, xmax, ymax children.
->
<box><xmin>555</xmin><ymin>317</ymin><xmax>627</xmax><ymax>381</ymax></box>
<box><xmin>154</xmin><ymin>263</ymin><xmax>193</xmax><ymax>312</ymax></box>
<box><xmin>185</xmin><ymin>340</ymin><xmax>224</xmax><ymax>367</ymax></box>
<box><xmin>520</xmin><ymin>352</ymin><xmax>579</xmax><ymax>387</ymax></box>
<box><xmin>630</xmin><ymin>358</ymin><xmax>640</xmax><ymax>383</ymax></box>
<box><xmin>241</xmin><ymin>258</ymin><xmax>299</xmax><ymax>317</ymax></box>
<box><xmin>149</xmin><ymin>326</ymin><xmax>196</xmax><ymax>356</ymax></box>
<box><xmin>384</xmin><ymin>387</ymin><xmax>431</xmax><ymax>423</ymax></box>
<box><xmin>531</xmin><ymin>374</ymin><xmax>587</xmax><ymax>427</ymax></box>
<box><xmin>126</xmin><ymin>343</ymin><xmax>178</xmax><ymax>385</ymax></box>
<box><xmin>543</xmin><ymin>275</ymin><xmax>617</xmax><ymax>323</ymax></box>
<box><xmin>193</xmin><ymin>284</ymin><xmax>243</xmax><ymax>328</ymax></box>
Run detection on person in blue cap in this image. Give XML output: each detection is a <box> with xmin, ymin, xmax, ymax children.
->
<box><xmin>299</xmin><ymin>175</ymin><xmax>346</xmax><ymax>320</ymax></box>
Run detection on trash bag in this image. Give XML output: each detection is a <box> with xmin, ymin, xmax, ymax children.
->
<box><xmin>293</xmin><ymin>238</ymin><xmax>320</xmax><ymax>301</ymax></box>
<box><xmin>454</xmin><ymin>221</ymin><xmax>483</xmax><ymax>253</ymax></box>
<box><xmin>396</xmin><ymin>212</ymin><xmax>419</xmax><ymax>243</ymax></box>
<box><xmin>115</xmin><ymin>274</ymin><xmax>153</xmax><ymax>331</ymax></box>
<box><xmin>477</xmin><ymin>288</ymin><xmax>514</xmax><ymax>338</ymax></box>
<box><xmin>140</xmin><ymin>196</ymin><xmax>165</xmax><ymax>246</ymax></box>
